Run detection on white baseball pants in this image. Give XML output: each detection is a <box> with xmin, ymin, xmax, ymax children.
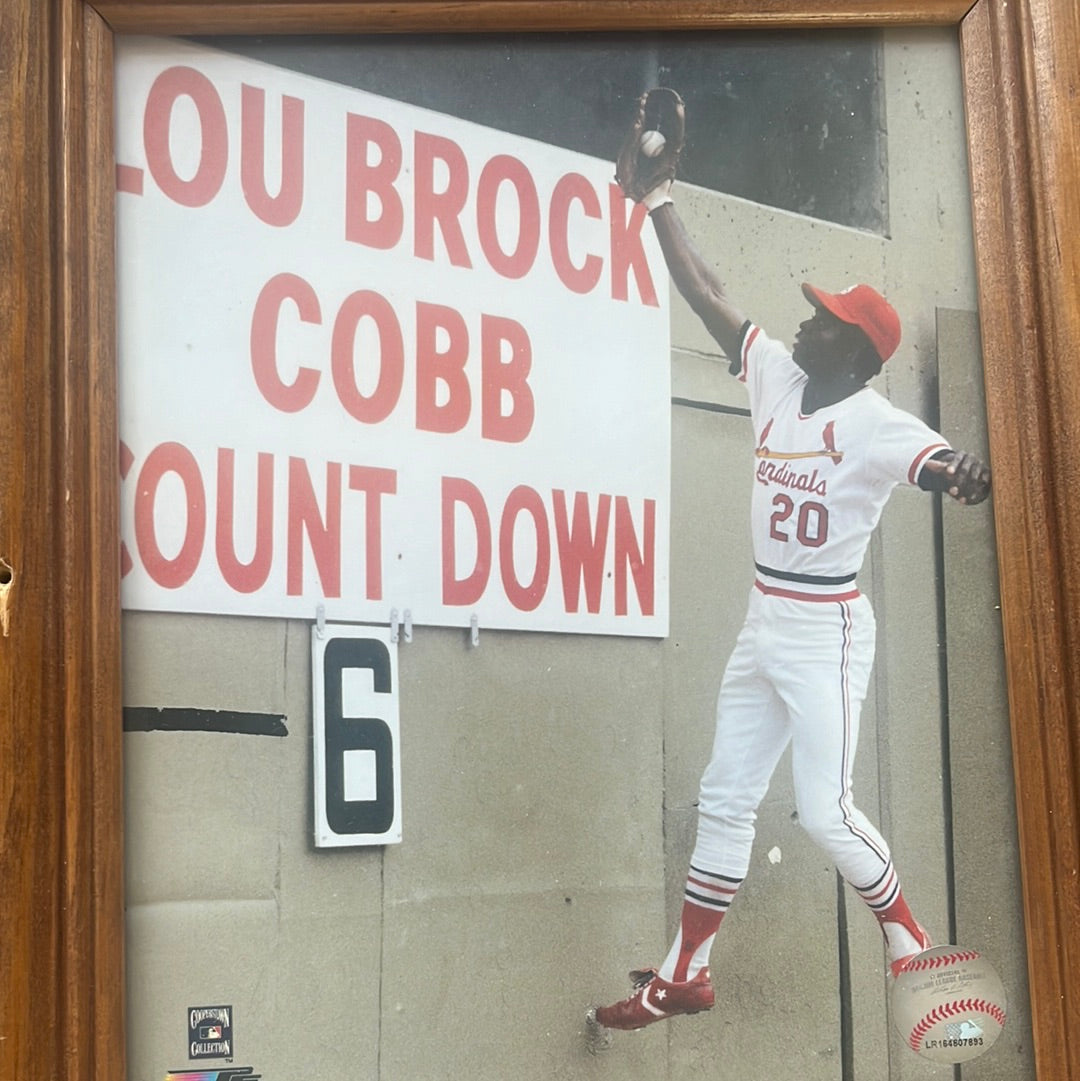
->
<box><xmin>692</xmin><ymin>581</ymin><xmax>891</xmax><ymax>890</ymax></box>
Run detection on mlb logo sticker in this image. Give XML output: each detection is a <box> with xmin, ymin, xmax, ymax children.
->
<box><xmin>188</xmin><ymin>1005</ymin><xmax>233</xmax><ymax>1060</ymax></box>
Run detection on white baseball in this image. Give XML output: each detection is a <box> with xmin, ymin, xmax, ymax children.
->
<box><xmin>639</xmin><ymin>129</ymin><xmax>666</xmax><ymax>157</ymax></box>
<box><xmin>890</xmin><ymin>945</ymin><xmax>1007</xmax><ymax>1063</ymax></box>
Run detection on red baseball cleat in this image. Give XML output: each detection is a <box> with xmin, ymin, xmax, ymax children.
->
<box><xmin>889</xmin><ymin>923</ymin><xmax>933</xmax><ymax>979</ymax></box>
<box><xmin>593</xmin><ymin>967</ymin><xmax>715</xmax><ymax>1030</ymax></box>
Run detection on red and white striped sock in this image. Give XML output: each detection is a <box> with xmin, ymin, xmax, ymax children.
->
<box><xmin>853</xmin><ymin>862</ymin><xmax>928</xmax><ymax>960</ymax></box>
<box><xmin>659</xmin><ymin>865</ymin><xmax>743</xmax><ymax>983</ymax></box>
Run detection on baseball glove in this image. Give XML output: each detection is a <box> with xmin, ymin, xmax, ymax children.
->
<box><xmin>615</xmin><ymin>87</ymin><xmax>686</xmax><ymax>203</ymax></box>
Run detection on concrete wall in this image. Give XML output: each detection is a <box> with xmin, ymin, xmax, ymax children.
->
<box><xmin>123</xmin><ymin>28</ymin><xmax>1031</xmax><ymax>1081</ymax></box>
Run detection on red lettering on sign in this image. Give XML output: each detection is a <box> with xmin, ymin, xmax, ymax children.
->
<box><xmin>438</xmin><ymin>481</ymin><xmax>657</xmax><ymax>620</ymax></box>
<box><xmin>476</xmin><ymin>155</ymin><xmax>541</xmax><ymax>280</ymax></box>
<box><xmin>609</xmin><ymin>186</ymin><xmax>659</xmax><ymax>307</ymax></box>
<box><xmin>481</xmin><ymin>314</ymin><xmax>534</xmax><ymax>443</ymax></box>
<box><xmin>414</xmin><ymin>132</ymin><xmax>472</xmax><ymax>267</ymax></box>
<box><xmin>552</xmin><ymin>490</ymin><xmax>612</xmax><ymax>614</ymax></box>
<box><xmin>216</xmin><ymin>448</ymin><xmax>274</xmax><ymax>593</ymax></box>
<box><xmin>240</xmin><ymin>84</ymin><xmax>304</xmax><ymax>227</ymax></box>
<box><xmin>116</xmin><ymin>164</ymin><xmax>144</xmax><ymax>195</ymax></box>
<box><xmin>614</xmin><ymin>495</ymin><xmax>655</xmax><ymax>616</ymax></box>
<box><xmin>119</xmin><ymin>441</ymin><xmax>135</xmax><ymax>578</ymax></box>
<box><xmin>416</xmin><ymin>302</ymin><xmax>471</xmax><ymax>434</ymax></box>
<box><xmin>348</xmin><ymin>466</ymin><xmax>397</xmax><ymax>601</ymax></box>
<box><xmin>121</xmin><ymin>441</ymin><xmax>659</xmax><ymax>623</ymax></box>
<box><xmin>124</xmin><ymin>443</ymin><xmax>400</xmax><ymax>603</ymax></box>
<box><xmin>331</xmin><ymin>290</ymin><xmax>405</xmax><ymax>424</ymax></box>
<box><xmin>250</xmin><ymin>272</ymin><xmax>322</xmax><ymax>413</ymax></box>
<box><xmin>134</xmin><ymin>441</ymin><xmax>206</xmax><ymax>588</ymax></box>
<box><xmin>287</xmin><ymin>458</ymin><xmax>342</xmax><ymax>597</ymax></box>
<box><xmin>441</xmin><ymin>477</ymin><xmax>491</xmax><ymax>606</ymax></box>
<box><xmin>549</xmin><ymin>173</ymin><xmax>603</xmax><ymax>295</ymax></box>
<box><xmin>143</xmin><ymin>66</ymin><xmax>228</xmax><ymax>208</ymax></box>
<box><xmin>344</xmin><ymin>113</ymin><xmax>404</xmax><ymax>250</ymax></box>
<box><xmin>249</xmin><ymin>277</ymin><xmax>539</xmax><ymax>438</ymax></box>
<box><xmin>499</xmin><ymin>485</ymin><xmax>550</xmax><ymax>612</ymax></box>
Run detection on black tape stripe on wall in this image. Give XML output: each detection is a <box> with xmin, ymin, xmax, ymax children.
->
<box><xmin>123</xmin><ymin>707</ymin><xmax>288</xmax><ymax>737</ymax></box>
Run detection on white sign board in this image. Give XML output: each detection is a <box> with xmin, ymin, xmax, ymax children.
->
<box><xmin>312</xmin><ymin>624</ymin><xmax>401</xmax><ymax>847</ymax></box>
<box><xmin>116</xmin><ymin>38</ymin><xmax>671</xmax><ymax>636</ymax></box>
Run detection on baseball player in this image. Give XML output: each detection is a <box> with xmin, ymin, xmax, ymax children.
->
<box><xmin>591</xmin><ymin>90</ymin><xmax>992</xmax><ymax>1032</ymax></box>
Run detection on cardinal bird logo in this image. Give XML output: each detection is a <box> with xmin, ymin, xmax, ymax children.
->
<box><xmin>755</xmin><ymin>419</ymin><xmax>843</xmax><ymax>464</ymax></box>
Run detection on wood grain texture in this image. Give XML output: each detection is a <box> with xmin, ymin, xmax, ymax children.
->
<box><xmin>2</xmin><ymin>1</ymin><xmax>1077</xmax><ymax>1079</ymax></box>
<box><xmin>0</xmin><ymin>5</ymin><xmax>61</xmax><ymax>1081</ymax></box>
<box><xmin>64</xmin><ymin>8</ymin><xmax>126</xmax><ymax>1079</ymax></box>
<box><xmin>93</xmin><ymin>0</ymin><xmax>974</xmax><ymax>33</ymax></box>
<box><xmin>961</xmin><ymin>1</ymin><xmax>1080</xmax><ymax>1076</ymax></box>
<box><xmin>0</xmin><ymin>4</ymin><xmax>123</xmax><ymax>1081</ymax></box>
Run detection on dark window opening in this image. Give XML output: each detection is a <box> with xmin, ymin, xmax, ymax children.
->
<box><xmin>198</xmin><ymin>32</ymin><xmax>887</xmax><ymax>234</ymax></box>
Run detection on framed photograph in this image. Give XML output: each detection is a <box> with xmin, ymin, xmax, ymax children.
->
<box><xmin>2</xmin><ymin>3</ymin><xmax>1078</xmax><ymax>1080</ymax></box>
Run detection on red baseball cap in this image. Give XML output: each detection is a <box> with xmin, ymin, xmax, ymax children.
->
<box><xmin>801</xmin><ymin>282</ymin><xmax>902</xmax><ymax>363</ymax></box>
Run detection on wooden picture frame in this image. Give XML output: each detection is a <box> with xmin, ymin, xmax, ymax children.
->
<box><xmin>2</xmin><ymin>2</ymin><xmax>1077</xmax><ymax>1078</ymax></box>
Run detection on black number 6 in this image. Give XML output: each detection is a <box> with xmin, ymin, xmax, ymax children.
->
<box><xmin>323</xmin><ymin>636</ymin><xmax>395</xmax><ymax>836</ymax></box>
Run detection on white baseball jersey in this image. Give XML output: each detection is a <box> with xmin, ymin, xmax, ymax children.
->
<box><xmin>738</xmin><ymin>323</ymin><xmax>949</xmax><ymax>586</ymax></box>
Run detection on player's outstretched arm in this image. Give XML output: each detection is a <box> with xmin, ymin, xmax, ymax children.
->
<box><xmin>919</xmin><ymin>451</ymin><xmax>992</xmax><ymax>505</ymax></box>
<box><xmin>649</xmin><ymin>203</ymin><xmax>747</xmax><ymax>365</ymax></box>
<box><xmin>615</xmin><ymin>87</ymin><xmax>747</xmax><ymax>366</ymax></box>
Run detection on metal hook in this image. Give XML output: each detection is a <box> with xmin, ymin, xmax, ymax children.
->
<box><xmin>390</xmin><ymin>609</ymin><xmax>413</xmax><ymax>644</ymax></box>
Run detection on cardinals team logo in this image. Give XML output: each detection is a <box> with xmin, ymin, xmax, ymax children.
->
<box><xmin>755</xmin><ymin>419</ymin><xmax>843</xmax><ymax>464</ymax></box>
